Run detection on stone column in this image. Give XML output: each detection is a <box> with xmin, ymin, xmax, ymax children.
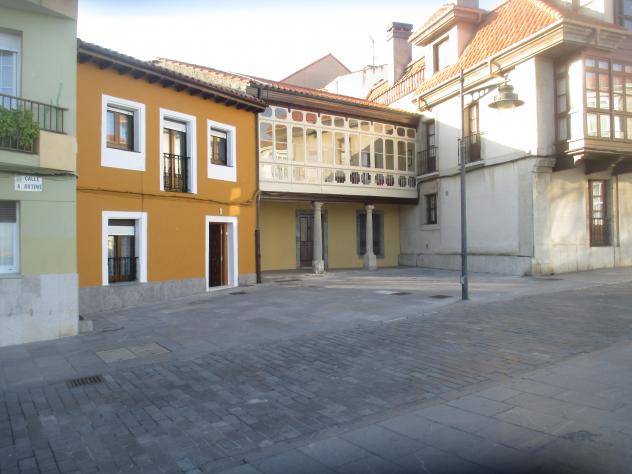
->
<box><xmin>364</xmin><ymin>204</ymin><xmax>377</xmax><ymax>270</ymax></box>
<box><xmin>312</xmin><ymin>201</ymin><xmax>325</xmax><ymax>274</ymax></box>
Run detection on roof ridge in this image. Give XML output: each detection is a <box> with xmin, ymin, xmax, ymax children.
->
<box><xmin>156</xmin><ymin>57</ymin><xmax>252</xmax><ymax>82</ymax></box>
<box><xmin>280</xmin><ymin>53</ymin><xmax>351</xmax><ymax>82</ymax></box>
<box><xmin>527</xmin><ymin>0</ymin><xmax>564</xmax><ymax>20</ymax></box>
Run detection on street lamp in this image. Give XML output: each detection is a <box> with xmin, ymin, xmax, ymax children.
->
<box><xmin>459</xmin><ymin>70</ymin><xmax>524</xmax><ymax>300</ymax></box>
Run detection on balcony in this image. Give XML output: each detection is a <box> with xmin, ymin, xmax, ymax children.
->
<box><xmin>163</xmin><ymin>153</ymin><xmax>189</xmax><ymax>192</ymax></box>
<box><xmin>260</xmin><ymin>162</ymin><xmax>417</xmax><ymax>199</ymax></box>
<box><xmin>418</xmin><ymin>146</ymin><xmax>438</xmax><ymax>175</ymax></box>
<box><xmin>459</xmin><ymin>133</ymin><xmax>481</xmax><ymax>165</ymax></box>
<box><xmin>0</xmin><ymin>93</ymin><xmax>66</xmax><ymax>154</ymax></box>
<box><xmin>108</xmin><ymin>256</ymin><xmax>138</xmax><ymax>283</ymax></box>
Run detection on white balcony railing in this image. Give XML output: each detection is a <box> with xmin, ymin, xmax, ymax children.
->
<box><xmin>260</xmin><ymin>161</ymin><xmax>417</xmax><ymax>198</ymax></box>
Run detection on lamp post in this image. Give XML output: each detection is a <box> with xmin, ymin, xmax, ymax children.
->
<box><xmin>458</xmin><ymin>69</ymin><xmax>525</xmax><ymax>301</ymax></box>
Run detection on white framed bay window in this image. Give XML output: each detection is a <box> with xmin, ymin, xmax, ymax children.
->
<box><xmin>0</xmin><ymin>201</ymin><xmax>19</xmax><ymax>274</ymax></box>
<box><xmin>207</xmin><ymin>119</ymin><xmax>237</xmax><ymax>182</ymax></box>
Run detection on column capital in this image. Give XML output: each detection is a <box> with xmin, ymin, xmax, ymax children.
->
<box><xmin>365</xmin><ymin>204</ymin><xmax>375</xmax><ymax>212</ymax></box>
<box><xmin>312</xmin><ymin>201</ymin><xmax>323</xmax><ymax>211</ymax></box>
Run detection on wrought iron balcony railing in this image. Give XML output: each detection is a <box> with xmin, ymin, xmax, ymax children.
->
<box><xmin>108</xmin><ymin>256</ymin><xmax>138</xmax><ymax>283</ymax></box>
<box><xmin>0</xmin><ymin>92</ymin><xmax>67</xmax><ymax>153</ymax></box>
<box><xmin>458</xmin><ymin>133</ymin><xmax>482</xmax><ymax>165</ymax></box>
<box><xmin>418</xmin><ymin>146</ymin><xmax>438</xmax><ymax>175</ymax></box>
<box><xmin>163</xmin><ymin>153</ymin><xmax>189</xmax><ymax>192</ymax></box>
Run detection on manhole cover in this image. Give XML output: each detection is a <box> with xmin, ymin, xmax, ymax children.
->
<box><xmin>430</xmin><ymin>294</ymin><xmax>452</xmax><ymax>299</ymax></box>
<box><xmin>66</xmin><ymin>374</ymin><xmax>105</xmax><ymax>388</ymax></box>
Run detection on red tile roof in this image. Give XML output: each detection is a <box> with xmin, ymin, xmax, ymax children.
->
<box><xmin>368</xmin><ymin>57</ymin><xmax>425</xmax><ymax>104</ymax></box>
<box><xmin>414</xmin><ymin>0</ymin><xmax>628</xmax><ymax>98</ymax></box>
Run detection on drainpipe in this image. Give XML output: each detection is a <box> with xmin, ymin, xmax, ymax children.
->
<box><xmin>255</xmin><ymin>87</ymin><xmax>263</xmax><ymax>284</ymax></box>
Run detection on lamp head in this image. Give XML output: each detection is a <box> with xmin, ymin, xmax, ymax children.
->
<box><xmin>488</xmin><ymin>82</ymin><xmax>524</xmax><ymax>110</ymax></box>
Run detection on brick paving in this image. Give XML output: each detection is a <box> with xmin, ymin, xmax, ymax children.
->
<box><xmin>1</xmin><ymin>276</ymin><xmax>632</xmax><ymax>473</ymax></box>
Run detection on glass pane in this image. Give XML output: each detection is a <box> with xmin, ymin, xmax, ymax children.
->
<box><xmin>613</xmin><ymin>63</ymin><xmax>624</xmax><ymax>72</ymax></box>
<box><xmin>259</xmin><ymin>122</ymin><xmax>273</xmax><ymax>160</ymax></box>
<box><xmin>599</xmin><ymin>114</ymin><xmax>610</xmax><ymax>138</ymax></box>
<box><xmin>614</xmin><ymin>116</ymin><xmax>624</xmax><ymax>139</ymax></box>
<box><xmin>557</xmin><ymin>117</ymin><xmax>568</xmax><ymax>141</ymax></box>
<box><xmin>557</xmin><ymin>94</ymin><xmax>567</xmax><ymax>113</ymax></box>
<box><xmin>613</xmin><ymin>76</ymin><xmax>624</xmax><ymax>94</ymax></box>
<box><xmin>585</xmin><ymin>72</ymin><xmax>597</xmax><ymax>90</ymax></box>
<box><xmin>614</xmin><ymin>94</ymin><xmax>624</xmax><ymax>111</ymax></box>
<box><xmin>374</xmin><ymin>123</ymin><xmax>383</xmax><ymax>133</ymax></box>
<box><xmin>384</xmin><ymin>125</ymin><xmax>394</xmax><ymax>135</ymax></box>
<box><xmin>322</xmin><ymin>130</ymin><xmax>333</xmax><ymax>164</ymax></box>
<box><xmin>557</xmin><ymin>78</ymin><xmax>567</xmax><ymax>95</ymax></box>
<box><xmin>587</xmin><ymin>113</ymin><xmax>598</xmax><ymax>136</ymax></box>
<box><xmin>0</xmin><ymin>222</ymin><xmax>15</xmax><ymax>267</ymax></box>
<box><xmin>349</xmin><ymin>134</ymin><xmax>360</xmax><ymax>166</ymax></box>
<box><xmin>407</xmin><ymin>129</ymin><xmax>416</xmax><ymax>138</ymax></box>
<box><xmin>211</xmin><ymin>136</ymin><xmax>227</xmax><ymax>165</ymax></box>
<box><xmin>291</xmin><ymin>110</ymin><xmax>303</xmax><ymax>121</ymax></box>
<box><xmin>361</xmin><ymin>135</ymin><xmax>371</xmax><ymax>168</ymax></box>
<box><xmin>586</xmin><ymin>90</ymin><xmax>597</xmax><ymax>108</ymax></box>
<box><xmin>119</xmin><ymin>113</ymin><xmax>132</xmax><ymax>147</ymax></box>
<box><xmin>306</xmin><ymin>113</ymin><xmax>317</xmax><ymax>124</ymax></box>
<box><xmin>106</xmin><ymin>110</ymin><xmax>116</xmax><ymax>143</ymax></box>
<box><xmin>407</xmin><ymin>142</ymin><xmax>415</xmax><ymax>171</ymax></box>
<box><xmin>306</xmin><ymin>128</ymin><xmax>318</xmax><ymax>163</ymax></box>
<box><xmin>397</xmin><ymin>127</ymin><xmax>406</xmax><ymax>137</ymax></box>
<box><xmin>374</xmin><ymin>138</ymin><xmax>383</xmax><ymax>169</ymax></box>
<box><xmin>274</xmin><ymin>125</ymin><xmax>287</xmax><ymax>160</ymax></box>
<box><xmin>397</xmin><ymin>141</ymin><xmax>406</xmax><ymax>171</ymax></box>
<box><xmin>261</xmin><ymin>107</ymin><xmax>273</xmax><ymax>118</ymax></box>
<box><xmin>627</xmin><ymin>117</ymin><xmax>632</xmax><ymax>139</ymax></box>
<box><xmin>348</xmin><ymin>119</ymin><xmax>359</xmax><ymax>130</ymax></box>
<box><xmin>385</xmin><ymin>139</ymin><xmax>394</xmax><ymax>170</ymax></box>
<box><xmin>334</xmin><ymin>117</ymin><xmax>345</xmax><ymax>128</ymax></box>
<box><xmin>599</xmin><ymin>93</ymin><xmax>610</xmax><ymax>110</ymax></box>
<box><xmin>585</xmin><ymin>58</ymin><xmax>596</xmax><ymax>68</ymax></box>
<box><xmin>335</xmin><ymin>132</ymin><xmax>346</xmax><ymax>165</ymax></box>
<box><xmin>321</xmin><ymin>115</ymin><xmax>332</xmax><ymax>126</ymax></box>
<box><xmin>275</xmin><ymin>108</ymin><xmax>287</xmax><ymax>119</ymax></box>
<box><xmin>598</xmin><ymin>73</ymin><xmax>609</xmax><ymax>91</ymax></box>
<box><xmin>598</xmin><ymin>59</ymin><xmax>609</xmax><ymax>70</ymax></box>
<box><xmin>292</xmin><ymin>126</ymin><xmax>304</xmax><ymax>162</ymax></box>
<box><xmin>360</xmin><ymin>121</ymin><xmax>370</xmax><ymax>132</ymax></box>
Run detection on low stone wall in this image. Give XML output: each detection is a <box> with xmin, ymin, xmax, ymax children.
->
<box><xmin>0</xmin><ymin>273</ymin><xmax>78</xmax><ymax>347</ymax></box>
<box><xmin>399</xmin><ymin>253</ymin><xmax>533</xmax><ymax>276</ymax></box>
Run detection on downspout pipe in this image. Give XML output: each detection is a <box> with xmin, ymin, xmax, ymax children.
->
<box><xmin>255</xmin><ymin>86</ymin><xmax>263</xmax><ymax>284</ymax></box>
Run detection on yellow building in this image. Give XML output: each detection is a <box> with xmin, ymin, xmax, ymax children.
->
<box><xmin>76</xmin><ymin>42</ymin><xmax>265</xmax><ymax>314</ymax></box>
<box><xmin>157</xmin><ymin>59</ymin><xmax>420</xmax><ymax>273</ymax></box>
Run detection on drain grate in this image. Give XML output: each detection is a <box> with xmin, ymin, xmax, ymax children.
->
<box><xmin>229</xmin><ymin>291</ymin><xmax>247</xmax><ymax>295</ymax></box>
<box><xmin>65</xmin><ymin>374</ymin><xmax>105</xmax><ymax>388</ymax></box>
<box><xmin>430</xmin><ymin>294</ymin><xmax>452</xmax><ymax>299</ymax></box>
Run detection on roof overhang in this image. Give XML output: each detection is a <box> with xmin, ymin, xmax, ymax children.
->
<box><xmin>415</xmin><ymin>19</ymin><xmax>631</xmax><ymax>111</ymax></box>
<box><xmin>252</xmin><ymin>84</ymin><xmax>420</xmax><ymax>128</ymax></box>
<box><xmin>77</xmin><ymin>41</ymin><xmax>266</xmax><ymax>113</ymax></box>
<box><xmin>410</xmin><ymin>5</ymin><xmax>486</xmax><ymax>47</ymax></box>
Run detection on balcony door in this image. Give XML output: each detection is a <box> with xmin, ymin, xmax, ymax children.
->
<box><xmin>163</xmin><ymin>120</ymin><xmax>188</xmax><ymax>192</ymax></box>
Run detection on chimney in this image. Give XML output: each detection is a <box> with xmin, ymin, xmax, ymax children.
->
<box><xmin>454</xmin><ymin>0</ymin><xmax>479</xmax><ymax>7</ymax></box>
<box><xmin>386</xmin><ymin>22</ymin><xmax>413</xmax><ymax>86</ymax></box>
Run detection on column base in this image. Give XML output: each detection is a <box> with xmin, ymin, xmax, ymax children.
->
<box><xmin>312</xmin><ymin>260</ymin><xmax>325</xmax><ymax>274</ymax></box>
<box><xmin>363</xmin><ymin>253</ymin><xmax>377</xmax><ymax>270</ymax></box>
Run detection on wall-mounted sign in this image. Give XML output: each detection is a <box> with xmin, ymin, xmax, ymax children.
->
<box><xmin>15</xmin><ymin>175</ymin><xmax>43</xmax><ymax>192</ymax></box>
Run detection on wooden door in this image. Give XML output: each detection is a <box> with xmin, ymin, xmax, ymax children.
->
<box><xmin>209</xmin><ymin>223</ymin><xmax>228</xmax><ymax>287</ymax></box>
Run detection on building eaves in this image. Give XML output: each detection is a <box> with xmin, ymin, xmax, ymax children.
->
<box><xmin>77</xmin><ymin>40</ymin><xmax>266</xmax><ymax>112</ymax></box>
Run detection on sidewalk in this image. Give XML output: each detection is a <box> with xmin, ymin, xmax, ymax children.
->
<box><xmin>218</xmin><ymin>341</ymin><xmax>632</xmax><ymax>474</ymax></box>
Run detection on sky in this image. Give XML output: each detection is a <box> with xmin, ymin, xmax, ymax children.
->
<box><xmin>78</xmin><ymin>0</ymin><xmax>497</xmax><ymax>81</ymax></box>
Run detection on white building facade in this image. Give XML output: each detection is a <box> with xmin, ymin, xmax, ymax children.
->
<box><xmin>371</xmin><ymin>0</ymin><xmax>632</xmax><ymax>275</ymax></box>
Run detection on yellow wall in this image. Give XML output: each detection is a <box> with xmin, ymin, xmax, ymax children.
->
<box><xmin>77</xmin><ymin>62</ymin><xmax>258</xmax><ymax>288</ymax></box>
<box><xmin>260</xmin><ymin>200</ymin><xmax>401</xmax><ymax>271</ymax></box>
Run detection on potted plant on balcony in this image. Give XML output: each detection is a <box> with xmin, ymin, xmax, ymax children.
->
<box><xmin>0</xmin><ymin>106</ymin><xmax>40</xmax><ymax>151</ymax></box>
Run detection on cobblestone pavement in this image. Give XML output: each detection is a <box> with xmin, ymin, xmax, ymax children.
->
<box><xmin>1</xmin><ymin>271</ymin><xmax>632</xmax><ymax>473</ymax></box>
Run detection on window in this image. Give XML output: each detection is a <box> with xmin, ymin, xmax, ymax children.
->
<box><xmin>0</xmin><ymin>33</ymin><xmax>20</xmax><ymax>97</ymax></box>
<box><xmin>101</xmin><ymin>95</ymin><xmax>146</xmax><ymax>171</ymax></box>
<box><xmin>589</xmin><ymin>180</ymin><xmax>611</xmax><ymax>246</ymax></box>
<box><xmin>207</xmin><ymin>120</ymin><xmax>237</xmax><ymax>182</ymax></box>
<box><xmin>357</xmin><ymin>211</ymin><xmax>384</xmax><ymax>257</ymax></box>
<box><xmin>556</xmin><ymin>64</ymin><xmax>570</xmax><ymax>142</ymax></box>
<box><xmin>464</xmin><ymin>103</ymin><xmax>481</xmax><ymax>163</ymax></box>
<box><xmin>433</xmin><ymin>38</ymin><xmax>449</xmax><ymax>73</ymax></box>
<box><xmin>102</xmin><ymin>211</ymin><xmax>147</xmax><ymax>286</ymax></box>
<box><xmin>584</xmin><ymin>57</ymin><xmax>632</xmax><ymax>140</ymax></box>
<box><xmin>0</xmin><ymin>202</ymin><xmax>18</xmax><ymax>273</ymax></box>
<box><xmin>617</xmin><ymin>0</ymin><xmax>632</xmax><ymax>30</ymax></box>
<box><xmin>160</xmin><ymin>109</ymin><xmax>197</xmax><ymax>193</ymax></box>
<box><xmin>426</xmin><ymin>194</ymin><xmax>438</xmax><ymax>225</ymax></box>
<box><xmin>107</xmin><ymin>220</ymin><xmax>137</xmax><ymax>283</ymax></box>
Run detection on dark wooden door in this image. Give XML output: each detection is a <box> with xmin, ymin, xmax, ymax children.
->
<box><xmin>209</xmin><ymin>223</ymin><xmax>228</xmax><ymax>287</ymax></box>
<box><xmin>298</xmin><ymin>213</ymin><xmax>313</xmax><ymax>268</ymax></box>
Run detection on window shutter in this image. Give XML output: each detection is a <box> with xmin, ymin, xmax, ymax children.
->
<box><xmin>0</xmin><ymin>201</ymin><xmax>16</xmax><ymax>223</ymax></box>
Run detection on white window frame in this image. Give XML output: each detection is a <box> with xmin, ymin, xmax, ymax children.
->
<box><xmin>0</xmin><ymin>32</ymin><xmax>20</xmax><ymax>97</ymax></box>
<box><xmin>0</xmin><ymin>201</ymin><xmax>19</xmax><ymax>274</ymax></box>
<box><xmin>159</xmin><ymin>109</ymin><xmax>197</xmax><ymax>193</ymax></box>
<box><xmin>207</xmin><ymin>119</ymin><xmax>237</xmax><ymax>182</ymax></box>
<box><xmin>205</xmin><ymin>215</ymin><xmax>239</xmax><ymax>289</ymax></box>
<box><xmin>101</xmin><ymin>94</ymin><xmax>146</xmax><ymax>171</ymax></box>
<box><xmin>102</xmin><ymin>211</ymin><xmax>147</xmax><ymax>286</ymax></box>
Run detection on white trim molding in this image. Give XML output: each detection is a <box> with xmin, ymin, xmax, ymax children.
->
<box><xmin>101</xmin><ymin>211</ymin><xmax>148</xmax><ymax>286</ymax></box>
<box><xmin>207</xmin><ymin>119</ymin><xmax>237</xmax><ymax>182</ymax></box>
<box><xmin>101</xmin><ymin>94</ymin><xmax>146</xmax><ymax>171</ymax></box>
<box><xmin>159</xmin><ymin>108</ymin><xmax>198</xmax><ymax>193</ymax></box>
<box><xmin>205</xmin><ymin>215</ymin><xmax>239</xmax><ymax>289</ymax></box>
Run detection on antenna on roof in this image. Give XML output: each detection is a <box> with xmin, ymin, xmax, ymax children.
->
<box><xmin>368</xmin><ymin>35</ymin><xmax>375</xmax><ymax>68</ymax></box>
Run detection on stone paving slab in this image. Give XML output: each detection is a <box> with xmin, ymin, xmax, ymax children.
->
<box><xmin>1</xmin><ymin>269</ymin><xmax>632</xmax><ymax>473</ymax></box>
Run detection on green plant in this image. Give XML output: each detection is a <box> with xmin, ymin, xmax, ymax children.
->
<box><xmin>0</xmin><ymin>107</ymin><xmax>40</xmax><ymax>148</ymax></box>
